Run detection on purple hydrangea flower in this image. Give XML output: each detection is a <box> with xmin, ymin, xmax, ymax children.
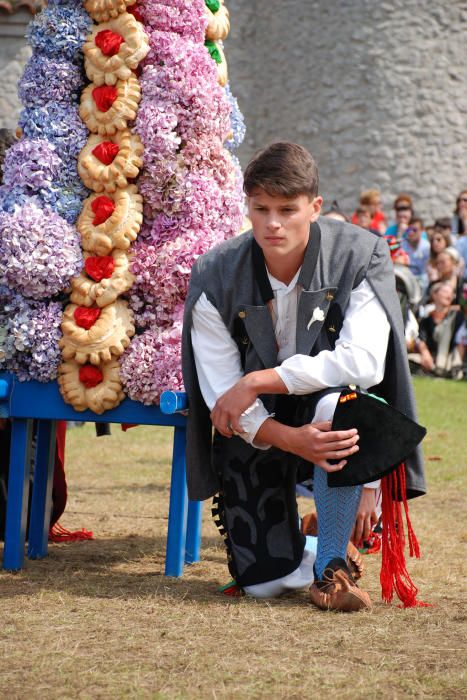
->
<box><xmin>0</xmin><ymin>202</ymin><xmax>83</xmax><ymax>299</ymax></box>
<box><xmin>3</xmin><ymin>139</ymin><xmax>61</xmax><ymax>192</ymax></box>
<box><xmin>19</xmin><ymin>103</ymin><xmax>88</xmax><ymax>160</ymax></box>
<box><xmin>18</xmin><ymin>55</ymin><xmax>85</xmax><ymax>107</ymax></box>
<box><xmin>26</xmin><ymin>1</ymin><xmax>91</xmax><ymax>63</ymax></box>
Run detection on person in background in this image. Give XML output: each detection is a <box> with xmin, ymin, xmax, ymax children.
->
<box><xmin>385</xmin><ymin>193</ymin><xmax>413</xmax><ymax>239</ymax></box>
<box><xmin>433</xmin><ymin>248</ymin><xmax>463</xmax><ymax>305</ymax></box>
<box><xmin>400</xmin><ymin>217</ymin><xmax>430</xmax><ymax>291</ymax></box>
<box><xmin>351</xmin><ymin>189</ymin><xmax>386</xmax><ymax>233</ymax></box>
<box><xmin>416</xmin><ymin>282</ymin><xmax>464</xmax><ymax>378</ymax></box>
<box><xmin>354</xmin><ymin>205</ymin><xmax>381</xmax><ymax>234</ymax></box>
<box><xmin>451</xmin><ymin>189</ymin><xmax>467</xmax><ymax>240</ymax></box>
<box><xmin>426</xmin><ymin>221</ymin><xmax>452</xmax><ymax>283</ymax></box>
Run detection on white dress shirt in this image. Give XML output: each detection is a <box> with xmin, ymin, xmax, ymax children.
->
<box><xmin>191</xmin><ymin>273</ymin><xmax>391</xmax><ymax>445</ymax></box>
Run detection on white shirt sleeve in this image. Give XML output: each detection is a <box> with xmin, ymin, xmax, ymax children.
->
<box><xmin>191</xmin><ymin>292</ymin><xmax>272</xmax><ymax>446</ymax></box>
<box><xmin>275</xmin><ymin>280</ymin><xmax>391</xmax><ymax>394</ymax></box>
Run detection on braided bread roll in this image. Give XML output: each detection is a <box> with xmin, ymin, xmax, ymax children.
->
<box><xmin>60</xmin><ymin>299</ymin><xmax>135</xmax><ymax>365</ymax></box>
<box><xmin>78</xmin><ymin>186</ymin><xmax>143</xmax><ymax>256</ymax></box>
<box><xmin>79</xmin><ymin>76</ymin><xmax>141</xmax><ymax>136</ymax></box>
<box><xmin>206</xmin><ymin>1</ymin><xmax>230</xmax><ymax>41</ymax></box>
<box><xmin>78</xmin><ymin>130</ymin><xmax>144</xmax><ymax>194</ymax></box>
<box><xmin>58</xmin><ymin>358</ymin><xmax>125</xmax><ymax>414</ymax></box>
<box><xmin>70</xmin><ymin>250</ymin><xmax>135</xmax><ymax>308</ymax></box>
<box><xmin>84</xmin><ymin>13</ymin><xmax>149</xmax><ymax>86</ymax></box>
<box><xmin>84</xmin><ymin>0</ymin><xmax>135</xmax><ymax>23</ymax></box>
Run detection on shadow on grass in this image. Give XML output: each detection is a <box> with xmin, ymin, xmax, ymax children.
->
<box><xmin>0</xmin><ymin>534</ymin><xmax>227</xmax><ymax>602</ymax></box>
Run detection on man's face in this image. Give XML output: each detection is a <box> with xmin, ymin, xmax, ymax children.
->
<box><xmin>248</xmin><ymin>188</ymin><xmax>322</xmax><ymax>262</ymax></box>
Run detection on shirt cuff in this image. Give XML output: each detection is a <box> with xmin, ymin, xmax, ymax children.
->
<box><xmin>364</xmin><ymin>480</ymin><xmax>381</xmax><ymax>489</ymax></box>
<box><xmin>238</xmin><ymin>399</ymin><xmax>273</xmax><ymax>450</ymax></box>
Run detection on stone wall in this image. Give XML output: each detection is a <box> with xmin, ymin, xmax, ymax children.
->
<box><xmin>0</xmin><ymin>12</ymin><xmax>31</xmax><ymax>131</ymax></box>
<box><xmin>226</xmin><ymin>0</ymin><xmax>467</xmax><ymax>223</ymax></box>
<box><xmin>1</xmin><ymin>1</ymin><xmax>466</xmax><ymax>223</ymax></box>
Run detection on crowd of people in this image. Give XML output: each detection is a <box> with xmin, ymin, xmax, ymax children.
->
<box><xmin>324</xmin><ymin>189</ymin><xmax>467</xmax><ymax>379</ymax></box>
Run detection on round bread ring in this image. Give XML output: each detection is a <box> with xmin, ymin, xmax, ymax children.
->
<box><xmin>70</xmin><ymin>250</ymin><xmax>135</xmax><ymax>308</ymax></box>
<box><xmin>206</xmin><ymin>2</ymin><xmax>230</xmax><ymax>41</ymax></box>
<box><xmin>78</xmin><ymin>130</ymin><xmax>144</xmax><ymax>194</ymax></box>
<box><xmin>79</xmin><ymin>76</ymin><xmax>141</xmax><ymax>136</ymax></box>
<box><xmin>60</xmin><ymin>299</ymin><xmax>135</xmax><ymax>365</ymax></box>
<box><xmin>84</xmin><ymin>13</ymin><xmax>149</xmax><ymax>86</ymax></box>
<box><xmin>84</xmin><ymin>0</ymin><xmax>135</xmax><ymax>23</ymax></box>
<box><xmin>215</xmin><ymin>43</ymin><xmax>228</xmax><ymax>87</ymax></box>
<box><xmin>78</xmin><ymin>185</ymin><xmax>143</xmax><ymax>256</ymax></box>
<box><xmin>58</xmin><ymin>358</ymin><xmax>125</xmax><ymax>414</ymax></box>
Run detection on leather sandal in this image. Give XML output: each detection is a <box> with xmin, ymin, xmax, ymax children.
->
<box><xmin>309</xmin><ymin>558</ymin><xmax>372</xmax><ymax>612</ymax></box>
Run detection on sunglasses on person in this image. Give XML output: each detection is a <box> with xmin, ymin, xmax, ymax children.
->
<box><xmin>395</xmin><ymin>205</ymin><xmax>411</xmax><ymax>212</ymax></box>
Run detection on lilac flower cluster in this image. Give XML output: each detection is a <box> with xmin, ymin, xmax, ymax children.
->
<box><xmin>120</xmin><ymin>315</ymin><xmax>184</xmax><ymax>405</ymax></box>
<box><xmin>122</xmin><ymin>1</ymin><xmax>246</xmax><ymax>403</ymax></box>
<box><xmin>0</xmin><ymin>203</ymin><xmax>83</xmax><ymax>300</ymax></box>
<box><xmin>19</xmin><ymin>103</ymin><xmax>88</xmax><ymax>161</ymax></box>
<box><xmin>3</xmin><ymin>139</ymin><xmax>61</xmax><ymax>192</ymax></box>
<box><xmin>26</xmin><ymin>0</ymin><xmax>91</xmax><ymax>63</ymax></box>
<box><xmin>224</xmin><ymin>83</ymin><xmax>246</xmax><ymax>152</ymax></box>
<box><xmin>139</xmin><ymin>0</ymin><xmax>207</xmax><ymax>43</ymax></box>
<box><xmin>0</xmin><ymin>287</ymin><xmax>62</xmax><ymax>382</ymax></box>
<box><xmin>18</xmin><ymin>55</ymin><xmax>85</xmax><ymax>107</ymax></box>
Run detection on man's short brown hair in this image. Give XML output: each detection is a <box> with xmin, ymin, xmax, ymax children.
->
<box><xmin>243</xmin><ymin>142</ymin><xmax>319</xmax><ymax>198</ymax></box>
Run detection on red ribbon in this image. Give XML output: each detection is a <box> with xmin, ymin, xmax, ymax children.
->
<box><xmin>95</xmin><ymin>29</ymin><xmax>124</xmax><ymax>56</ymax></box>
<box><xmin>79</xmin><ymin>365</ymin><xmax>104</xmax><ymax>389</ymax></box>
<box><xmin>127</xmin><ymin>3</ymin><xmax>143</xmax><ymax>22</ymax></box>
<box><xmin>92</xmin><ymin>141</ymin><xmax>120</xmax><ymax>165</ymax></box>
<box><xmin>92</xmin><ymin>85</ymin><xmax>118</xmax><ymax>112</ymax></box>
<box><xmin>85</xmin><ymin>255</ymin><xmax>115</xmax><ymax>282</ymax></box>
<box><xmin>74</xmin><ymin>307</ymin><xmax>101</xmax><ymax>330</ymax></box>
<box><xmin>91</xmin><ymin>195</ymin><xmax>115</xmax><ymax>226</ymax></box>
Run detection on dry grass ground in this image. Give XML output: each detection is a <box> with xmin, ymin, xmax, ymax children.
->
<box><xmin>0</xmin><ymin>377</ymin><xmax>466</xmax><ymax>699</ymax></box>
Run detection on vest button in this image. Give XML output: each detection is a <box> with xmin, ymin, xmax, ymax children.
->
<box><xmin>326</xmin><ymin>292</ymin><xmax>334</xmax><ymax>301</ymax></box>
<box><xmin>238</xmin><ymin>310</ymin><xmax>246</xmax><ymax>318</ymax></box>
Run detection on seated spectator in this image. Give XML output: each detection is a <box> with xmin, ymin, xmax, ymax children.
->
<box><xmin>385</xmin><ymin>237</ymin><xmax>421</xmax><ymax>352</ymax></box>
<box><xmin>451</xmin><ymin>189</ymin><xmax>467</xmax><ymax>239</ymax></box>
<box><xmin>351</xmin><ymin>189</ymin><xmax>386</xmax><ymax>233</ymax></box>
<box><xmin>385</xmin><ymin>193</ymin><xmax>413</xmax><ymax>239</ymax></box>
<box><xmin>455</xmin><ymin>234</ymin><xmax>467</xmax><ymax>280</ymax></box>
<box><xmin>426</xmin><ymin>221</ymin><xmax>452</xmax><ymax>282</ymax></box>
<box><xmin>415</xmin><ymin>282</ymin><xmax>464</xmax><ymax>378</ymax></box>
<box><xmin>433</xmin><ymin>248</ymin><xmax>463</xmax><ymax>305</ymax></box>
<box><xmin>400</xmin><ymin>217</ymin><xmax>430</xmax><ymax>290</ymax></box>
<box><xmin>354</xmin><ymin>205</ymin><xmax>380</xmax><ymax>234</ymax></box>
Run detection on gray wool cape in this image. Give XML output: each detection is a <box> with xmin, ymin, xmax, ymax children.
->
<box><xmin>182</xmin><ymin>216</ymin><xmax>426</xmax><ymax>502</ymax></box>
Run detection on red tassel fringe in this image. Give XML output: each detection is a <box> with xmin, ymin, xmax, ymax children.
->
<box><xmin>380</xmin><ymin>463</ymin><xmax>431</xmax><ymax>608</ymax></box>
<box><xmin>48</xmin><ymin>521</ymin><xmax>94</xmax><ymax>543</ymax></box>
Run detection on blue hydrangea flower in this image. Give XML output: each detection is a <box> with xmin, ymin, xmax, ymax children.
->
<box><xmin>18</xmin><ymin>55</ymin><xmax>85</xmax><ymax>107</ymax></box>
<box><xmin>224</xmin><ymin>84</ymin><xmax>246</xmax><ymax>152</ymax></box>
<box><xmin>27</xmin><ymin>2</ymin><xmax>91</xmax><ymax>63</ymax></box>
<box><xmin>19</xmin><ymin>103</ymin><xmax>88</xmax><ymax>160</ymax></box>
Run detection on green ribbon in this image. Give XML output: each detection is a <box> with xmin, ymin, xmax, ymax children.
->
<box><xmin>205</xmin><ymin>0</ymin><xmax>221</xmax><ymax>13</ymax></box>
<box><xmin>205</xmin><ymin>39</ymin><xmax>222</xmax><ymax>64</ymax></box>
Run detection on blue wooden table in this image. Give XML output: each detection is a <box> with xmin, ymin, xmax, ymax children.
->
<box><xmin>0</xmin><ymin>373</ymin><xmax>201</xmax><ymax>576</ymax></box>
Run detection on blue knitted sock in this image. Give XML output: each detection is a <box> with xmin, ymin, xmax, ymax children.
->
<box><xmin>313</xmin><ymin>466</ymin><xmax>363</xmax><ymax>580</ymax></box>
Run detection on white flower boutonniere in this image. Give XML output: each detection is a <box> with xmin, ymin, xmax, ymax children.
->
<box><xmin>307</xmin><ymin>306</ymin><xmax>325</xmax><ymax>330</ymax></box>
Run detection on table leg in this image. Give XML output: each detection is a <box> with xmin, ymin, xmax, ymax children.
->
<box><xmin>185</xmin><ymin>500</ymin><xmax>202</xmax><ymax>565</ymax></box>
<box><xmin>28</xmin><ymin>420</ymin><xmax>56</xmax><ymax>559</ymax></box>
<box><xmin>165</xmin><ymin>426</ymin><xmax>188</xmax><ymax>577</ymax></box>
<box><xmin>3</xmin><ymin>418</ymin><xmax>33</xmax><ymax>571</ymax></box>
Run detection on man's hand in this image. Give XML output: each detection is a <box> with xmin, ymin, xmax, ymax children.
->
<box><xmin>210</xmin><ymin>377</ymin><xmax>258</xmax><ymax>437</ymax></box>
<box><xmin>351</xmin><ymin>487</ymin><xmax>379</xmax><ymax>545</ymax></box>
<box><xmin>210</xmin><ymin>369</ymin><xmax>289</xmax><ymax>437</ymax></box>
<box><xmin>286</xmin><ymin>421</ymin><xmax>360</xmax><ymax>472</ymax></box>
